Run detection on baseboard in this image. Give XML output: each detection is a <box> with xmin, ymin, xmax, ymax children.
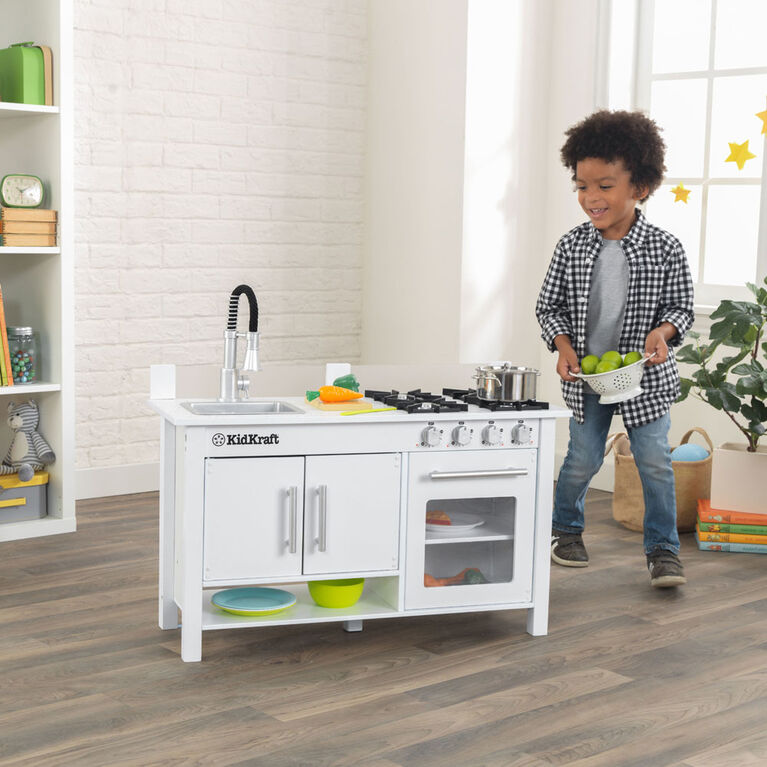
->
<box><xmin>554</xmin><ymin>450</ymin><xmax>614</xmax><ymax>493</ymax></box>
<box><xmin>76</xmin><ymin>462</ymin><xmax>159</xmax><ymax>500</ymax></box>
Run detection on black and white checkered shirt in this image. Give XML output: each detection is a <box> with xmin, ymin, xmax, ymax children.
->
<box><xmin>536</xmin><ymin>209</ymin><xmax>694</xmax><ymax>427</ymax></box>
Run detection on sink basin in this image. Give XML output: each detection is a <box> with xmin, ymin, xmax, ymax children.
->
<box><xmin>181</xmin><ymin>401</ymin><xmax>304</xmax><ymax>415</ymax></box>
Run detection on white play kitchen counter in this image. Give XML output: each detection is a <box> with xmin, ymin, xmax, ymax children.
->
<box><xmin>149</xmin><ymin>385</ymin><xmax>569</xmax><ymax>662</ymax></box>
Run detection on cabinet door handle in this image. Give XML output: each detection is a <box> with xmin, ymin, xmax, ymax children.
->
<box><xmin>287</xmin><ymin>486</ymin><xmax>298</xmax><ymax>554</ymax></box>
<box><xmin>429</xmin><ymin>468</ymin><xmax>528</xmax><ymax>480</ymax></box>
<box><xmin>316</xmin><ymin>484</ymin><xmax>327</xmax><ymax>552</ymax></box>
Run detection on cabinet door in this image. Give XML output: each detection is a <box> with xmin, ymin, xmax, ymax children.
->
<box><xmin>303</xmin><ymin>453</ymin><xmax>401</xmax><ymax>575</ymax></box>
<box><xmin>203</xmin><ymin>457</ymin><xmax>304</xmax><ymax>581</ymax></box>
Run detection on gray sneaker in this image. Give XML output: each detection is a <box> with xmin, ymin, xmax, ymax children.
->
<box><xmin>647</xmin><ymin>547</ymin><xmax>686</xmax><ymax>588</ymax></box>
<box><xmin>551</xmin><ymin>530</ymin><xmax>589</xmax><ymax>567</ymax></box>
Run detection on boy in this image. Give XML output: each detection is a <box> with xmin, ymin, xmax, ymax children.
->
<box><xmin>536</xmin><ymin>110</ymin><xmax>694</xmax><ymax>588</ymax></box>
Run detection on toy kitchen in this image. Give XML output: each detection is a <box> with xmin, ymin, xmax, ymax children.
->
<box><xmin>148</xmin><ymin>287</ymin><xmax>570</xmax><ymax>662</ymax></box>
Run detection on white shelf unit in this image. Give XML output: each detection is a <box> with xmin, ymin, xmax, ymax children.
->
<box><xmin>0</xmin><ymin>1</ymin><xmax>74</xmax><ymax>542</ymax></box>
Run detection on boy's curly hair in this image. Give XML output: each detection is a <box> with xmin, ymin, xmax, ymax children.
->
<box><xmin>560</xmin><ymin>110</ymin><xmax>666</xmax><ymax>200</ymax></box>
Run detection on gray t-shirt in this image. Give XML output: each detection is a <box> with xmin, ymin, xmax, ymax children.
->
<box><xmin>585</xmin><ymin>239</ymin><xmax>628</xmax><ymax>388</ymax></box>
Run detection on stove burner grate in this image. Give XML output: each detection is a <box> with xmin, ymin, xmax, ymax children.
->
<box><xmin>443</xmin><ymin>388</ymin><xmax>549</xmax><ymax>411</ymax></box>
<box><xmin>364</xmin><ymin>389</ymin><xmax>468</xmax><ymax>414</ymax></box>
<box><xmin>363</xmin><ymin>388</ymin><xmax>548</xmax><ymax>414</ymax></box>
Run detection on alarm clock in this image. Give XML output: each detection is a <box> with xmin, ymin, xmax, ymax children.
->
<box><xmin>0</xmin><ymin>174</ymin><xmax>44</xmax><ymax>208</ymax></box>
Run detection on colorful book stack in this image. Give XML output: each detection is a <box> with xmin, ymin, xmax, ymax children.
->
<box><xmin>696</xmin><ymin>498</ymin><xmax>767</xmax><ymax>554</ymax></box>
<box><xmin>0</xmin><ymin>207</ymin><xmax>57</xmax><ymax>247</ymax></box>
<box><xmin>0</xmin><ymin>283</ymin><xmax>13</xmax><ymax>386</ymax></box>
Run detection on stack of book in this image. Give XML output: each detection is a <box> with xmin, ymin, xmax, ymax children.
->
<box><xmin>0</xmin><ymin>207</ymin><xmax>57</xmax><ymax>247</ymax></box>
<box><xmin>696</xmin><ymin>498</ymin><xmax>767</xmax><ymax>554</ymax></box>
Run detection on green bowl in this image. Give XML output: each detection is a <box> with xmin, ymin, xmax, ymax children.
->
<box><xmin>307</xmin><ymin>578</ymin><xmax>365</xmax><ymax>608</ymax></box>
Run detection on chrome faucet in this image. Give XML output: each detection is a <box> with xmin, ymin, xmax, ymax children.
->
<box><xmin>219</xmin><ymin>284</ymin><xmax>261</xmax><ymax>402</ymax></box>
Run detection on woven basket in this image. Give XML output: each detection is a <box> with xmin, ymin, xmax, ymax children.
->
<box><xmin>608</xmin><ymin>427</ymin><xmax>713</xmax><ymax>533</ymax></box>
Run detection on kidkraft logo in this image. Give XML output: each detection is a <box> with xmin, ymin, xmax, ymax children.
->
<box><xmin>212</xmin><ymin>432</ymin><xmax>280</xmax><ymax>446</ymax></box>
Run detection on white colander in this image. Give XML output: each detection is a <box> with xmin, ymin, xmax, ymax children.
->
<box><xmin>573</xmin><ymin>353</ymin><xmax>656</xmax><ymax>404</ymax></box>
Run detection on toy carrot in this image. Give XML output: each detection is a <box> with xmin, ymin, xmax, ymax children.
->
<box><xmin>318</xmin><ymin>385</ymin><xmax>363</xmax><ymax>403</ymax></box>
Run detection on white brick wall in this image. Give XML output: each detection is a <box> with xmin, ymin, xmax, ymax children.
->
<box><xmin>74</xmin><ymin>0</ymin><xmax>367</xmax><ymax>472</ymax></box>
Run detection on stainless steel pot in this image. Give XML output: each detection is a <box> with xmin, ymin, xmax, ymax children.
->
<box><xmin>473</xmin><ymin>364</ymin><xmax>540</xmax><ymax>402</ymax></box>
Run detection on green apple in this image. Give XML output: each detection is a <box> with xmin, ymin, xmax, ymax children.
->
<box><xmin>596</xmin><ymin>360</ymin><xmax>620</xmax><ymax>374</ymax></box>
<box><xmin>623</xmin><ymin>351</ymin><xmax>643</xmax><ymax>366</ymax></box>
<box><xmin>580</xmin><ymin>355</ymin><xmax>599</xmax><ymax>375</ymax></box>
<box><xmin>600</xmin><ymin>350</ymin><xmax>623</xmax><ymax>367</ymax></box>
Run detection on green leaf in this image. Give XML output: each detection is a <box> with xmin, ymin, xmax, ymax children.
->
<box><xmin>732</xmin><ymin>360</ymin><xmax>762</xmax><ymax>377</ymax></box>
<box><xmin>741</xmin><ymin>399</ymin><xmax>767</xmax><ymax>431</ymax></box>
<box><xmin>704</xmin><ymin>388</ymin><xmax>724</xmax><ymax>410</ymax></box>
<box><xmin>736</xmin><ymin>375</ymin><xmax>764</xmax><ymax>397</ymax></box>
<box><xmin>687</xmin><ymin>330</ymin><xmax>700</xmax><ymax>340</ymax></box>
<box><xmin>719</xmin><ymin>383</ymin><xmax>741</xmax><ymax>411</ymax></box>
<box><xmin>677</xmin><ymin>378</ymin><xmax>693</xmax><ymax>401</ymax></box>
<box><xmin>676</xmin><ymin>344</ymin><xmax>703</xmax><ymax>364</ymax></box>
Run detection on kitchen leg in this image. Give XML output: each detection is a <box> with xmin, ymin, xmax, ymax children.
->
<box><xmin>180</xmin><ymin>429</ymin><xmax>206</xmax><ymax>662</ymax></box>
<box><xmin>158</xmin><ymin>420</ymin><xmax>179</xmax><ymax>630</ymax></box>
<box><xmin>343</xmin><ymin>620</ymin><xmax>363</xmax><ymax>632</ymax></box>
<box><xmin>528</xmin><ymin>418</ymin><xmax>556</xmax><ymax>636</ymax></box>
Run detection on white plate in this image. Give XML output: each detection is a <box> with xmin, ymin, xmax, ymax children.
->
<box><xmin>426</xmin><ymin>512</ymin><xmax>484</xmax><ymax>534</ymax></box>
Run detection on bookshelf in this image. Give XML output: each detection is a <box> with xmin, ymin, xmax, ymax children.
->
<box><xmin>0</xmin><ymin>0</ymin><xmax>74</xmax><ymax>541</ymax></box>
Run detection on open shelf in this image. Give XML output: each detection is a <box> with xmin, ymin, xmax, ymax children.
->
<box><xmin>0</xmin><ymin>514</ymin><xmax>75</xmax><ymax>542</ymax></box>
<box><xmin>0</xmin><ymin>247</ymin><xmax>60</xmax><ymax>255</ymax></box>
<box><xmin>0</xmin><ymin>103</ymin><xmax>59</xmax><ymax>117</ymax></box>
<box><xmin>0</xmin><ymin>382</ymin><xmax>61</xmax><ymax>395</ymax></box>
<box><xmin>202</xmin><ymin>582</ymin><xmax>399</xmax><ymax>630</ymax></box>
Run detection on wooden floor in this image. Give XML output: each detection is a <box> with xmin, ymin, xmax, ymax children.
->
<box><xmin>1</xmin><ymin>490</ymin><xmax>767</xmax><ymax>766</ymax></box>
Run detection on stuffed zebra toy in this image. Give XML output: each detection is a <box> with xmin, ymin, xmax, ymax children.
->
<box><xmin>0</xmin><ymin>401</ymin><xmax>55</xmax><ymax>482</ymax></box>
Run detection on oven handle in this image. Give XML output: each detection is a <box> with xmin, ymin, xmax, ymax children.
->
<box><xmin>428</xmin><ymin>467</ymin><xmax>528</xmax><ymax>480</ymax></box>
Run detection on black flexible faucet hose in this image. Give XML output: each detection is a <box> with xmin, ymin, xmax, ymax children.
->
<box><xmin>227</xmin><ymin>284</ymin><xmax>259</xmax><ymax>332</ymax></box>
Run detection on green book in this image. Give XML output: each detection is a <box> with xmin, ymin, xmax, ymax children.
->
<box><xmin>0</xmin><ymin>43</ymin><xmax>46</xmax><ymax>105</ymax></box>
<box><xmin>697</xmin><ymin>517</ymin><xmax>767</xmax><ymax>536</ymax></box>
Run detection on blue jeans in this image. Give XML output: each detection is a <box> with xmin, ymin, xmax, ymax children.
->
<box><xmin>553</xmin><ymin>394</ymin><xmax>680</xmax><ymax>555</ymax></box>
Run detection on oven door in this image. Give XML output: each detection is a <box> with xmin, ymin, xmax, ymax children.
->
<box><xmin>405</xmin><ymin>449</ymin><xmax>536</xmax><ymax>610</ymax></box>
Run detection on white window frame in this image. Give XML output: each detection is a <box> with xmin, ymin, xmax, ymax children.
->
<box><xmin>598</xmin><ymin>0</ymin><xmax>767</xmax><ymax>312</ymax></box>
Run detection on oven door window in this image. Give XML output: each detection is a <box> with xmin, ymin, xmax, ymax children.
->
<box><xmin>424</xmin><ymin>497</ymin><xmax>516</xmax><ymax>587</ymax></box>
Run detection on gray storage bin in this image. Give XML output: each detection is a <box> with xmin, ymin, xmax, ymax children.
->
<box><xmin>0</xmin><ymin>471</ymin><xmax>48</xmax><ymax>523</ymax></box>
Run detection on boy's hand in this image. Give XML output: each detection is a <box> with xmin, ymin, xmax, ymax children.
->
<box><xmin>644</xmin><ymin>323</ymin><xmax>676</xmax><ymax>365</ymax></box>
<box><xmin>554</xmin><ymin>335</ymin><xmax>581</xmax><ymax>381</ymax></box>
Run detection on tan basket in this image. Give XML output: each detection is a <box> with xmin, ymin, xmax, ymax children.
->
<box><xmin>608</xmin><ymin>427</ymin><xmax>713</xmax><ymax>533</ymax></box>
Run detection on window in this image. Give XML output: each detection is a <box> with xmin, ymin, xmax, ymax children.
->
<box><xmin>601</xmin><ymin>0</ymin><xmax>767</xmax><ymax>308</ymax></box>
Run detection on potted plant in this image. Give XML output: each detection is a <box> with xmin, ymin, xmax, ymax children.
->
<box><xmin>676</xmin><ymin>276</ymin><xmax>767</xmax><ymax>513</ymax></box>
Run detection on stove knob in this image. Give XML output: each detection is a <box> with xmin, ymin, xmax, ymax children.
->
<box><xmin>452</xmin><ymin>425</ymin><xmax>471</xmax><ymax>446</ymax></box>
<box><xmin>482</xmin><ymin>424</ymin><xmax>502</xmax><ymax>445</ymax></box>
<box><xmin>511</xmin><ymin>423</ymin><xmax>532</xmax><ymax>445</ymax></box>
<box><xmin>421</xmin><ymin>426</ymin><xmax>441</xmax><ymax>447</ymax></box>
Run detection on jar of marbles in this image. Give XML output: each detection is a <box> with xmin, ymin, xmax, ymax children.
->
<box><xmin>7</xmin><ymin>327</ymin><xmax>39</xmax><ymax>384</ymax></box>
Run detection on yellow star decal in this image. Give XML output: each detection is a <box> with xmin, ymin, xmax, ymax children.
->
<box><xmin>725</xmin><ymin>140</ymin><xmax>757</xmax><ymax>170</ymax></box>
<box><xmin>757</xmin><ymin>109</ymin><xmax>767</xmax><ymax>135</ymax></box>
<box><xmin>670</xmin><ymin>183</ymin><xmax>691</xmax><ymax>203</ymax></box>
